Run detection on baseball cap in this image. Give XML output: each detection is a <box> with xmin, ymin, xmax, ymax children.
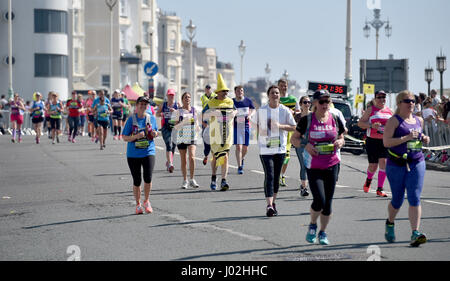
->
<box><xmin>167</xmin><ymin>89</ymin><xmax>176</xmax><ymax>96</ymax></box>
<box><xmin>312</xmin><ymin>89</ymin><xmax>331</xmax><ymax>100</ymax></box>
<box><xmin>375</xmin><ymin>90</ymin><xmax>386</xmax><ymax>96</ymax></box>
<box><xmin>137</xmin><ymin>96</ymin><xmax>150</xmax><ymax>104</ymax></box>
<box><xmin>205</xmin><ymin>84</ymin><xmax>211</xmax><ymax>89</ymax></box>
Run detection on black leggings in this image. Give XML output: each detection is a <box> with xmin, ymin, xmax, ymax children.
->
<box><xmin>306</xmin><ymin>164</ymin><xmax>339</xmax><ymax>216</ymax></box>
<box><xmin>259</xmin><ymin>153</ymin><xmax>285</xmax><ymax>198</ymax></box>
<box><xmin>127</xmin><ymin>155</ymin><xmax>155</xmax><ymax>187</ymax></box>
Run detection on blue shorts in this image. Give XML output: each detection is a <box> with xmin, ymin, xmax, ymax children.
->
<box><xmin>386</xmin><ymin>160</ymin><xmax>425</xmax><ymax>209</ymax></box>
<box><xmin>233</xmin><ymin>127</ymin><xmax>249</xmax><ymax>146</ymax></box>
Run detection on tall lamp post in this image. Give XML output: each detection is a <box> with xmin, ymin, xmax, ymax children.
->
<box><xmin>424</xmin><ymin>64</ymin><xmax>434</xmax><ymax>97</ymax></box>
<box><xmin>436</xmin><ymin>49</ymin><xmax>447</xmax><ymax>99</ymax></box>
<box><xmin>186</xmin><ymin>19</ymin><xmax>196</xmax><ymax>106</ymax></box>
<box><xmin>363</xmin><ymin>8</ymin><xmax>392</xmax><ymax>59</ymax></box>
<box><xmin>105</xmin><ymin>0</ymin><xmax>117</xmax><ymax>94</ymax></box>
<box><xmin>238</xmin><ymin>40</ymin><xmax>246</xmax><ymax>85</ymax></box>
<box><xmin>264</xmin><ymin>63</ymin><xmax>271</xmax><ymax>87</ymax></box>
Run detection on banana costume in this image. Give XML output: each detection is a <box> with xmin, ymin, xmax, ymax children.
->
<box><xmin>203</xmin><ymin>74</ymin><xmax>236</xmax><ymax>167</ymax></box>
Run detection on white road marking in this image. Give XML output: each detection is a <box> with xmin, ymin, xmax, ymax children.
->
<box><xmin>162</xmin><ymin>214</ymin><xmax>264</xmax><ymax>241</ymax></box>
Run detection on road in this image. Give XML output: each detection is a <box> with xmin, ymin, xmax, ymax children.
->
<box><xmin>0</xmin><ymin>135</ymin><xmax>449</xmax><ymax>261</ymax></box>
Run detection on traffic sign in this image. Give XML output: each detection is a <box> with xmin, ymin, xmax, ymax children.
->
<box><xmin>144</xmin><ymin>61</ymin><xmax>158</xmax><ymax>77</ymax></box>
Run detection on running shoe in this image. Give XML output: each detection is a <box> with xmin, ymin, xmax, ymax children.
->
<box><xmin>300</xmin><ymin>186</ymin><xmax>309</xmax><ymax>197</ymax></box>
<box><xmin>95</xmin><ymin>137</ymin><xmax>99</xmax><ymax>143</ymax></box>
<box><xmin>135</xmin><ymin>204</ymin><xmax>144</xmax><ymax>215</ymax></box>
<box><xmin>91</xmin><ymin>137</ymin><xmax>95</xmax><ymax>142</ymax></box>
<box><xmin>306</xmin><ymin>223</ymin><xmax>318</xmax><ymax>243</ymax></box>
<box><xmin>72</xmin><ymin>138</ymin><xmax>76</xmax><ymax>143</ymax></box>
<box><xmin>272</xmin><ymin>202</ymin><xmax>278</xmax><ymax>216</ymax></box>
<box><xmin>376</xmin><ymin>188</ymin><xmax>388</xmax><ymax>197</ymax></box>
<box><xmin>189</xmin><ymin>179</ymin><xmax>199</xmax><ymax>189</ymax></box>
<box><xmin>202</xmin><ymin>156</ymin><xmax>208</xmax><ymax>166</ymax></box>
<box><xmin>36</xmin><ymin>137</ymin><xmax>40</xmax><ymax>144</ymax></box>
<box><xmin>11</xmin><ymin>139</ymin><xmax>15</xmax><ymax>143</ymax></box>
<box><xmin>237</xmin><ymin>166</ymin><xmax>243</xmax><ymax>175</ymax></box>
<box><xmin>168</xmin><ymin>164</ymin><xmax>174</xmax><ymax>173</ymax></box>
<box><xmin>143</xmin><ymin>201</ymin><xmax>153</xmax><ymax>214</ymax></box>
<box><xmin>266</xmin><ymin>205</ymin><xmax>275</xmax><ymax>217</ymax></box>
<box><xmin>363</xmin><ymin>178</ymin><xmax>372</xmax><ymax>193</ymax></box>
<box><xmin>68</xmin><ymin>136</ymin><xmax>72</xmax><ymax>142</ymax></box>
<box><xmin>181</xmin><ymin>180</ymin><xmax>189</xmax><ymax>189</ymax></box>
<box><xmin>280</xmin><ymin>176</ymin><xmax>287</xmax><ymax>187</ymax></box>
<box><xmin>18</xmin><ymin>137</ymin><xmax>22</xmax><ymax>143</ymax></box>
<box><xmin>113</xmin><ymin>135</ymin><xmax>118</xmax><ymax>140</ymax></box>
<box><xmin>220</xmin><ymin>179</ymin><xmax>229</xmax><ymax>191</ymax></box>
<box><xmin>210</xmin><ymin>180</ymin><xmax>217</xmax><ymax>191</ymax></box>
<box><xmin>410</xmin><ymin>230</ymin><xmax>427</xmax><ymax>247</ymax></box>
<box><xmin>318</xmin><ymin>231</ymin><xmax>330</xmax><ymax>245</ymax></box>
<box><xmin>118</xmin><ymin>135</ymin><xmax>122</xmax><ymax>140</ymax></box>
<box><xmin>385</xmin><ymin>219</ymin><xmax>395</xmax><ymax>243</ymax></box>
<box><xmin>52</xmin><ymin>140</ymin><xmax>55</xmax><ymax>145</ymax></box>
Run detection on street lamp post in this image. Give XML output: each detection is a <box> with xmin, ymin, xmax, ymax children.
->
<box><xmin>7</xmin><ymin>0</ymin><xmax>13</xmax><ymax>99</ymax></box>
<box><xmin>238</xmin><ymin>40</ymin><xmax>246</xmax><ymax>85</ymax></box>
<box><xmin>105</xmin><ymin>0</ymin><xmax>117</xmax><ymax>94</ymax></box>
<box><xmin>186</xmin><ymin>19</ymin><xmax>196</xmax><ymax>106</ymax></box>
<box><xmin>363</xmin><ymin>8</ymin><xmax>392</xmax><ymax>59</ymax></box>
<box><xmin>436</xmin><ymin>49</ymin><xmax>447</xmax><ymax>99</ymax></box>
<box><xmin>425</xmin><ymin>64</ymin><xmax>434</xmax><ymax>97</ymax></box>
<box><xmin>264</xmin><ymin>63</ymin><xmax>271</xmax><ymax>87</ymax></box>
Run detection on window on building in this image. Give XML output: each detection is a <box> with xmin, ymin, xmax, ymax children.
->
<box><xmin>73</xmin><ymin>47</ymin><xmax>83</xmax><ymax>75</ymax></box>
<box><xmin>34</xmin><ymin>9</ymin><xmax>68</xmax><ymax>34</ymax></box>
<box><xmin>169</xmin><ymin>66</ymin><xmax>176</xmax><ymax>83</ymax></box>
<box><xmin>119</xmin><ymin>0</ymin><xmax>127</xmax><ymax>17</ymax></box>
<box><xmin>35</xmin><ymin>54</ymin><xmax>68</xmax><ymax>78</ymax></box>
<box><xmin>73</xmin><ymin>9</ymin><xmax>83</xmax><ymax>34</ymax></box>
<box><xmin>102</xmin><ymin>75</ymin><xmax>110</xmax><ymax>88</ymax></box>
<box><xmin>120</xmin><ymin>28</ymin><xmax>127</xmax><ymax>50</ymax></box>
<box><xmin>142</xmin><ymin>22</ymin><xmax>150</xmax><ymax>45</ymax></box>
<box><xmin>169</xmin><ymin>31</ymin><xmax>176</xmax><ymax>52</ymax></box>
<box><xmin>142</xmin><ymin>0</ymin><xmax>150</xmax><ymax>7</ymax></box>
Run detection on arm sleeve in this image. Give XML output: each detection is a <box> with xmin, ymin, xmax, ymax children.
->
<box><xmin>296</xmin><ymin>115</ymin><xmax>308</xmax><ymax>135</ymax></box>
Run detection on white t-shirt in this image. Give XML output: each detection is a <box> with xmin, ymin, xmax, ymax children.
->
<box><xmin>251</xmin><ymin>104</ymin><xmax>296</xmax><ymax>155</ymax></box>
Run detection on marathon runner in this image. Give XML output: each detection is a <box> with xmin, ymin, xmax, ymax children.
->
<box><xmin>46</xmin><ymin>92</ymin><xmax>63</xmax><ymax>145</ymax></box>
<box><xmin>291</xmin><ymin>90</ymin><xmax>346</xmax><ymax>245</ymax></box>
<box><xmin>29</xmin><ymin>92</ymin><xmax>45</xmax><ymax>144</ymax></box>
<box><xmin>200</xmin><ymin>85</ymin><xmax>216</xmax><ymax>166</ymax></box>
<box><xmin>278</xmin><ymin>79</ymin><xmax>300</xmax><ymax>186</ymax></box>
<box><xmin>173</xmin><ymin>92</ymin><xmax>200</xmax><ymax>189</ymax></box>
<box><xmin>85</xmin><ymin>90</ymin><xmax>97</xmax><ymax>141</ymax></box>
<box><xmin>122</xmin><ymin>96</ymin><xmax>158</xmax><ymax>215</ymax></box>
<box><xmin>358</xmin><ymin>90</ymin><xmax>393</xmax><ymax>197</ymax></box>
<box><xmin>156</xmin><ymin>89</ymin><xmax>178</xmax><ymax>173</ymax></box>
<box><xmin>66</xmin><ymin>91</ymin><xmax>82</xmax><ymax>143</ymax></box>
<box><xmin>294</xmin><ymin>96</ymin><xmax>312</xmax><ymax>197</ymax></box>
<box><xmin>111</xmin><ymin>90</ymin><xmax>125</xmax><ymax>140</ymax></box>
<box><xmin>233</xmin><ymin>85</ymin><xmax>255</xmax><ymax>175</ymax></box>
<box><xmin>9</xmin><ymin>93</ymin><xmax>26</xmax><ymax>143</ymax></box>
<box><xmin>251</xmin><ymin>85</ymin><xmax>296</xmax><ymax>217</ymax></box>
<box><xmin>93</xmin><ymin>95</ymin><xmax>112</xmax><ymax>150</ymax></box>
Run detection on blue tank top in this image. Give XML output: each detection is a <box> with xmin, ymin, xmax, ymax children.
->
<box><xmin>97</xmin><ymin>104</ymin><xmax>110</xmax><ymax>122</ymax></box>
<box><xmin>389</xmin><ymin>115</ymin><xmax>424</xmax><ymax>163</ymax></box>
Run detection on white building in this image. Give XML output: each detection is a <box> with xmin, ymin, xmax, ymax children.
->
<box><xmin>83</xmin><ymin>0</ymin><xmax>158</xmax><ymax>94</ymax></box>
<box><xmin>157</xmin><ymin>10</ymin><xmax>182</xmax><ymax>99</ymax></box>
<box><xmin>0</xmin><ymin>0</ymin><xmax>71</xmax><ymax>101</ymax></box>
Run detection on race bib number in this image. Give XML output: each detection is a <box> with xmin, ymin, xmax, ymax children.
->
<box><xmin>135</xmin><ymin>139</ymin><xmax>150</xmax><ymax>149</ymax></box>
<box><xmin>407</xmin><ymin>140</ymin><xmax>422</xmax><ymax>152</ymax></box>
<box><xmin>265</xmin><ymin>136</ymin><xmax>281</xmax><ymax>148</ymax></box>
<box><xmin>315</xmin><ymin>142</ymin><xmax>335</xmax><ymax>155</ymax></box>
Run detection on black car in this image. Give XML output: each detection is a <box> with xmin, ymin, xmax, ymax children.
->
<box><xmin>332</xmin><ymin>97</ymin><xmax>366</xmax><ymax>155</ymax></box>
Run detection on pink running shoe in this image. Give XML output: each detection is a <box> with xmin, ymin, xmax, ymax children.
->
<box><xmin>72</xmin><ymin>138</ymin><xmax>76</xmax><ymax>143</ymax></box>
<box><xmin>143</xmin><ymin>201</ymin><xmax>153</xmax><ymax>213</ymax></box>
<box><xmin>135</xmin><ymin>204</ymin><xmax>144</xmax><ymax>215</ymax></box>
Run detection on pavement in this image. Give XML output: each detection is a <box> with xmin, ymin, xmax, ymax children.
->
<box><xmin>0</xmin><ymin>134</ymin><xmax>449</xmax><ymax>261</ymax></box>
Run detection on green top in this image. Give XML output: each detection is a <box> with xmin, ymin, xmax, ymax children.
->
<box><xmin>122</xmin><ymin>97</ymin><xmax>130</xmax><ymax>115</ymax></box>
<box><xmin>280</xmin><ymin>95</ymin><xmax>299</xmax><ymax>113</ymax></box>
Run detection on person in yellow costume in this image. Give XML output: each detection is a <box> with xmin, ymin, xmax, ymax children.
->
<box><xmin>202</xmin><ymin>74</ymin><xmax>237</xmax><ymax>191</ymax></box>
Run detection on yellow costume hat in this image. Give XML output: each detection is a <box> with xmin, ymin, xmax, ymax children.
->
<box><xmin>214</xmin><ymin>73</ymin><xmax>230</xmax><ymax>94</ymax></box>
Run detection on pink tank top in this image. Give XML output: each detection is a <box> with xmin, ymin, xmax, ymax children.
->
<box><xmin>366</xmin><ymin>105</ymin><xmax>392</xmax><ymax>139</ymax></box>
<box><xmin>303</xmin><ymin>113</ymin><xmax>340</xmax><ymax>170</ymax></box>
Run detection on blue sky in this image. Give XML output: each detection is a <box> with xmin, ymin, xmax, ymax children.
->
<box><xmin>158</xmin><ymin>0</ymin><xmax>450</xmax><ymax>95</ymax></box>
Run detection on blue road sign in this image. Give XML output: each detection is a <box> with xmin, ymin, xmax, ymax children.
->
<box><xmin>144</xmin><ymin>61</ymin><xmax>159</xmax><ymax>77</ymax></box>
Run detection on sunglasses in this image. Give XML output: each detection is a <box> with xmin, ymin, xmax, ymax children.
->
<box><xmin>319</xmin><ymin>99</ymin><xmax>331</xmax><ymax>105</ymax></box>
<box><xmin>302</xmin><ymin>101</ymin><xmax>311</xmax><ymax>104</ymax></box>
<box><xmin>402</xmin><ymin>99</ymin><xmax>416</xmax><ymax>104</ymax></box>
<box><xmin>376</xmin><ymin>95</ymin><xmax>386</xmax><ymax>99</ymax></box>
